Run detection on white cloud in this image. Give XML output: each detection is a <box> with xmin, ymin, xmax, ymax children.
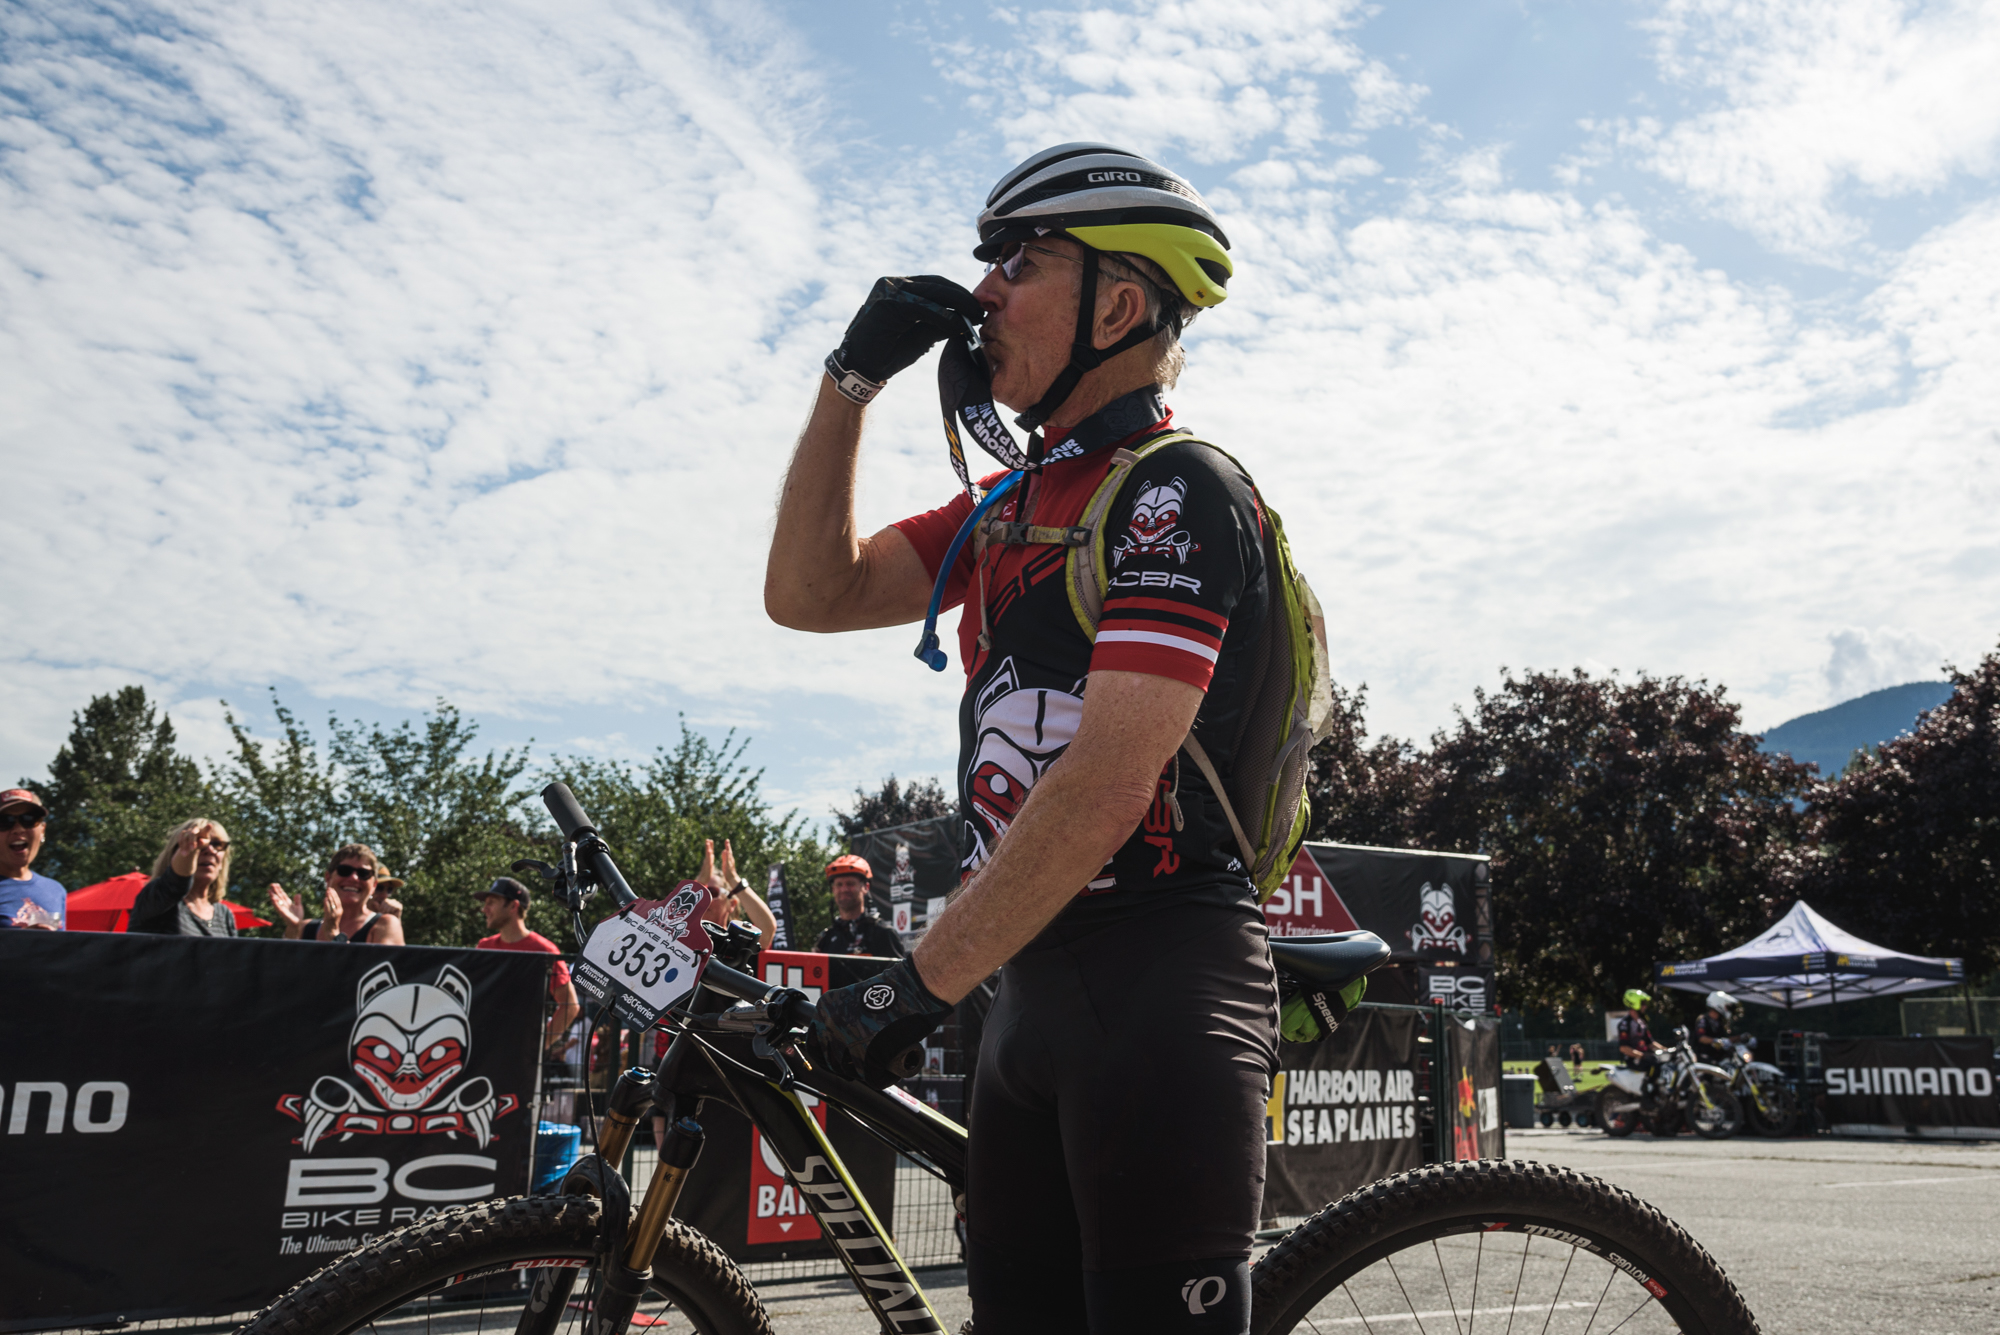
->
<box><xmin>5</xmin><ymin>0</ymin><xmax>1997</xmax><ymax>816</ymax></box>
<box><xmin>1824</xmin><ymin>626</ymin><xmax>1947</xmax><ymax>697</ymax></box>
<box><xmin>943</xmin><ymin>0</ymin><xmax>1429</xmax><ymax>163</ymax></box>
<box><xmin>1625</xmin><ymin>0</ymin><xmax>2000</xmax><ymax>261</ymax></box>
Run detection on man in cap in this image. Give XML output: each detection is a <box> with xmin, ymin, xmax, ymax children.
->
<box><xmin>475</xmin><ymin>876</ymin><xmax>580</xmax><ymax>1053</ymax></box>
<box><xmin>768</xmin><ymin>144</ymin><xmax>1274</xmax><ymax>1331</ymax></box>
<box><xmin>0</xmin><ymin>789</ymin><xmax>64</xmax><ymax>930</ymax></box>
<box><xmin>812</xmin><ymin>854</ymin><xmax>905</xmax><ymax>958</ymax></box>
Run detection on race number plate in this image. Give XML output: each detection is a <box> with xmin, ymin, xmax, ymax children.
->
<box><xmin>574</xmin><ymin>892</ymin><xmax>710</xmax><ymax>1028</ymax></box>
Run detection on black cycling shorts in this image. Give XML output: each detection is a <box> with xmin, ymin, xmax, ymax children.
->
<box><xmin>964</xmin><ymin>900</ymin><xmax>1279</xmax><ymax>1334</ymax></box>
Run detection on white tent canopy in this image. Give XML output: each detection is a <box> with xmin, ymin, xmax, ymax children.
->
<box><xmin>1654</xmin><ymin>900</ymin><xmax>1965</xmax><ymax>1009</ymax></box>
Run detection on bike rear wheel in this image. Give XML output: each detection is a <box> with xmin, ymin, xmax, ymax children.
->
<box><xmin>240</xmin><ymin>1195</ymin><xmax>771</xmax><ymax>1335</ymax></box>
<box><xmin>1250</xmin><ymin>1159</ymin><xmax>1759</xmax><ymax>1335</ymax></box>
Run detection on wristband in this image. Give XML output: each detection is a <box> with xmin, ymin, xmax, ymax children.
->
<box><xmin>825</xmin><ymin>351</ymin><xmax>885</xmax><ymax>405</ymax></box>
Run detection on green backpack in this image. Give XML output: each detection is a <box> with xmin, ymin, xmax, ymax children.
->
<box><xmin>978</xmin><ymin>431</ymin><xmax>1335</xmax><ymax>900</ymax></box>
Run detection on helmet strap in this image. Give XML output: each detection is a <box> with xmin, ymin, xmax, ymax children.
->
<box><xmin>1014</xmin><ymin>248</ymin><xmax>1160</xmax><ymax>435</ymax></box>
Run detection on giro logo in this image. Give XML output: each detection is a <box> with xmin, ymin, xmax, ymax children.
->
<box><xmin>1181</xmin><ymin>1276</ymin><xmax>1227</xmax><ymax>1314</ymax></box>
<box><xmin>863</xmin><ymin>984</ymin><xmax>895</xmax><ymax>1010</ymax></box>
<box><xmin>1088</xmin><ymin>170</ymin><xmax>1144</xmax><ymax>184</ymax></box>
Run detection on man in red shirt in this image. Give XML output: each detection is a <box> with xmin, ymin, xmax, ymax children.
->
<box><xmin>768</xmin><ymin>144</ymin><xmax>1273</xmax><ymax>1333</ymax></box>
<box><xmin>475</xmin><ymin>877</ymin><xmax>580</xmax><ymax>1055</ymax></box>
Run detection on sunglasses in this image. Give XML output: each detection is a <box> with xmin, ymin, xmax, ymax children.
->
<box><xmin>0</xmin><ymin>812</ymin><xmax>46</xmax><ymax>831</ymax></box>
<box><xmin>194</xmin><ymin>835</ymin><xmax>230</xmax><ymax>852</ymax></box>
<box><xmin>333</xmin><ymin>864</ymin><xmax>376</xmax><ymax>881</ymax></box>
<box><xmin>988</xmin><ymin>241</ymin><xmax>1081</xmax><ymax>283</ymax></box>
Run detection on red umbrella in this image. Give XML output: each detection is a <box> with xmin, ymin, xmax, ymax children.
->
<box><xmin>65</xmin><ymin>870</ymin><xmax>273</xmax><ymax>932</ymax></box>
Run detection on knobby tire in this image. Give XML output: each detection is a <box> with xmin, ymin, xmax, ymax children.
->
<box><xmin>238</xmin><ymin>1195</ymin><xmax>771</xmax><ymax>1335</ymax></box>
<box><xmin>1249</xmin><ymin>1159</ymin><xmax>1759</xmax><ymax>1335</ymax></box>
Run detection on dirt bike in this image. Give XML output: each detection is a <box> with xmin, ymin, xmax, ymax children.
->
<box><xmin>240</xmin><ymin>783</ymin><xmax>1761</xmax><ymax>1335</ymax></box>
<box><xmin>1597</xmin><ymin>1027</ymin><xmax>1742</xmax><ymax>1139</ymax></box>
<box><xmin>1711</xmin><ymin>1036</ymin><xmax>1799</xmax><ymax>1136</ymax></box>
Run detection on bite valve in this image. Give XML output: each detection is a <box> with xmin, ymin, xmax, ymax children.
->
<box><xmin>915</xmin><ymin>631</ymin><xmax>948</xmax><ymax>672</ymax></box>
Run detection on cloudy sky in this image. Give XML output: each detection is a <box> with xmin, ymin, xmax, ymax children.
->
<box><xmin>6</xmin><ymin>0</ymin><xmax>1997</xmax><ymax>823</ymax></box>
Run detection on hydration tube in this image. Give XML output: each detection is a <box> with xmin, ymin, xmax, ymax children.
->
<box><xmin>913</xmin><ymin>470</ymin><xmax>1021</xmax><ymax>671</ymax></box>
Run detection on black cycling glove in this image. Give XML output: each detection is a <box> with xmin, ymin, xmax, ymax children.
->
<box><xmin>812</xmin><ymin>957</ymin><xmax>954</xmax><ymax>1088</ymax></box>
<box><xmin>824</xmin><ymin>276</ymin><xmax>983</xmax><ymax>405</ymax></box>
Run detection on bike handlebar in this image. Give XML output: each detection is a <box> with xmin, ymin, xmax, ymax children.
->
<box><xmin>542</xmin><ymin>781</ymin><xmax>594</xmax><ymax>841</ymax></box>
<box><xmin>541</xmin><ymin>781</ymin><xmax>638</xmax><ymax>908</ymax></box>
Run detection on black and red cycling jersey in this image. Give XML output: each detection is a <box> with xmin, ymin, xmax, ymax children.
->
<box><xmin>893</xmin><ymin>384</ymin><xmax>1271</xmax><ymax>936</ymax></box>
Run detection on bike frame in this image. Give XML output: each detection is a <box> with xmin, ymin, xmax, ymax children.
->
<box><xmin>651</xmin><ymin>1013</ymin><xmax>967</xmax><ymax>1334</ymax></box>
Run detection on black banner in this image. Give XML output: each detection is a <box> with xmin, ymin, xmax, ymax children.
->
<box><xmin>1438</xmin><ymin>1014</ymin><xmax>1505</xmax><ymax>1160</ymax></box>
<box><xmin>1263</xmin><ymin>1010</ymin><xmax>1422</xmax><ymax>1220</ymax></box>
<box><xmin>0</xmin><ymin>932</ymin><xmax>544</xmax><ymax>1330</ymax></box>
<box><xmin>764</xmin><ymin>863</ymin><xmax>792</xmax><ymax>949</ymax></box>
<box><xmin>1267</xmin><ymin>844</ymin><xmax>1492</xmax><ymax>968</ymax></box>
<box><xmin>1823</xmin><ymin>1037</ymin><xmax>1998</xmax><ymax>1137</ymax></box>
<box><xmin>848</xmin><ymin>817</ymin><xmax>960</xmax><ymax>939</ymax></box>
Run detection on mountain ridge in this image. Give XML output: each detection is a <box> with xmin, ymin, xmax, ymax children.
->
<box><xmin>1758</xmin><ymin>680</ymin><xmax>1954</xmax><ymax>778</ymax></box>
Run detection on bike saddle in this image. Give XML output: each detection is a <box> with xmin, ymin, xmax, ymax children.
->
<box><xmin>1269</xmin><ymin>930</ymin><xmax>1391</xmax><ymax>991</ymax></box>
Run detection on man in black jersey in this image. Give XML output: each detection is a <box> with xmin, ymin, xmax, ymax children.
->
<box><xmin>813</xmin><ymin>854</ymin><xmax>907</xmax><ymax>958</ymax></box>
<box><xmin>767</xmin><ymin>144</ymin><xmax>1273</xmax><ymax>1334</ymax></box>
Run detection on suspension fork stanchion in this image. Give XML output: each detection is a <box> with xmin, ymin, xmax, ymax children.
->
<box><xmin>588</xmin><ymin>1118</ymin><xmax>706</xmax><ymax>1335</ymax></box>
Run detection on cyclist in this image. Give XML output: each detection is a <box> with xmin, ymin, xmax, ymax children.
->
<box><xmin>1617</xmin><ymin>988</ymin><xmax>1662</xmax><ymax>1099</ymax></box>
<box><xmin>1694</xmin><ymin>989</ymin><xmax>1739</xmax><ymax>1059</ymax></box>
<box><xmin>767</xmin><ymin>143</ymin><xmax>1272</xmax><ymax>1333</ymax></box>
<box><xmin>813</xmin><ymin>854</ymin><xmax>906</xmax><ymax>958</ymax></box>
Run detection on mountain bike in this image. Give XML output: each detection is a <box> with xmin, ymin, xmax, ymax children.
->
<box><xmin>241</xmin><ymin>785</ymin><xmax>1761</xmax><ymax>1335</ymax></box>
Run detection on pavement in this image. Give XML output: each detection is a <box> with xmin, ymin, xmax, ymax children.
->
<box><xmin>743</xmin><ymin>1128</ymin><xmax>2000</xmax><ymax>1334</ymax></box>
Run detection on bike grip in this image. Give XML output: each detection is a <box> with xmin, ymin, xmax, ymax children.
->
<box><xmin>541</xmin><ymin>782</ymin><xmax>595</xmax><ymax>839</ymax></box>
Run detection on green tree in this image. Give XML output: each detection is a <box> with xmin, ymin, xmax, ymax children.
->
<box><xmin>1304</xmin><ymin>682</ymin><xmax>1434</xmax><ymax>847</ymax></box>
<box><xmin>209</xmin><ymin>693</ymin><xmax>533</xmax><ymax>945</ymax></box>
<box><xmin>327</xmin><ymin>704</ymin><xmax>535</xmax><ymax>948</ymax></box>
<box><xmin>545</xmin><ymin>722</ymin><xmax>838</xmax><ymax>948</ymax></box>
<box><xmin>25</xmin><ymin>687</ymin><xmax>211</xmax><ymax>889</ymax></box>
<box><xmin>1419</xmin><ymin>669</ymin><xmax>1815</xmax><ymax>1014</ymax></box>
<box><xmin>831</xmin><ymin>774</ymin><xmax>956</xmax><ymax>842</ymax></box>
<box><xmin>209</xmin><ymin>693</ymin><xmax>345</xmax><ymax>913</ymax></box>
<box><xmin>1808</xmin><ymin>643</ymin><xmax>2000</xmax><ymax>974</ymax></box>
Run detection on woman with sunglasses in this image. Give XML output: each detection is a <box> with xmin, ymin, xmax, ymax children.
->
<box><xmin>267</xmin><ymin>843</ymin><xmax>407</xmax><ymax>945</ymax></box>
<box><xmin>130</xmin><ymin>817</ymin><xmax>240</xmax><ymax>936</ymax></box>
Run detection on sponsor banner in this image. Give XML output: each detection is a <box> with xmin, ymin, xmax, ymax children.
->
<box><xmin>1270</xmin><ymin>845</ymin><xmax>1492</xmax><ymax>971</ymax></box>
<box><xmin>764</xmin><ymin>864</ymin><xmax>792</xmax><ymax>950</ymax></box>
<box><xmin>1419</xmin><ymin>965</ymin><xmax>1491</xmax><ymax>1012</ymax></box>
<box><xmin>0</xmin><ymin>931</ymin><xmax>541</xmax><ymax>1329</ymax></box>
<box><xmin>1263</xmin><ymin>1010</ymin><xmax>1423</xmax><ymax>1219</ymax></box>
<box><xmin>1438</xmin><ymin>1014</ymin><xmax>1505</xmax><ymax>1160</ymax></box>
<box><xmin>848</xmin><ymin>817</ymin><xmax>960</xmax><ymax>940</ymax></box>
<box><xmin>1822</xmin><ymin>1037</ymin><xmax>1998</xmax><ymax>1133</ymax></box>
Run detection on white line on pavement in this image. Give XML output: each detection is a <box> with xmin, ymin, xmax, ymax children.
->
<box><xmin>1820</xmin><ymin>1176</ymin><xmax>1999</xmax><ymax>1189</ymax></box>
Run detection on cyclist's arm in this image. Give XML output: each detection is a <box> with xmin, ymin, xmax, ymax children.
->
<box><xmin>912</xmin><ymin>668</ymin><xmax>1202</xmax><ymax>1003</ymax></box>
<box><xmin>765</xmin><ymin>378</ymin><xmax>934</xmax><ymax>632</ymax></box>
<box><xmin>733</xmin><ymin>884</ymin><xmax>779</xmax><ymax>945</ymax></box>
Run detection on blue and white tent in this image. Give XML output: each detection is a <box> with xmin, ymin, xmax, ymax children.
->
<box><xmin>1654</xmin><ymin>900</ymin><xmax>1964</xmax><ymax>1009</ymax></box>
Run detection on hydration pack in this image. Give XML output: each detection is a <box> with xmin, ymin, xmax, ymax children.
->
<box><xmin>978</xmin><ymin>430</ymin><xmax>1336</xmax><ymax>900</ymax></box>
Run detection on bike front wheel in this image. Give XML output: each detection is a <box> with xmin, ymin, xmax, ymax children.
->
<box><xmin>1251</xmin><ymin>1159</ymin><xmax>1759</xmax><ymax>1335</ymax></box>
<box><xmin>240</xmin><ymin>1195</ymin><xmax>772</xmax><ymax>1335</ymax></box>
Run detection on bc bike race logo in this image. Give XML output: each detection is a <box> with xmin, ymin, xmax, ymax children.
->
<box><xmin>1408</xmin><ymin>882</ymin><xmax>1469</xmax><ymax>955</ymax></box>
<box><xmin>278</xmin><ymin>962</ymin><xmax>519</xmax><ymax>1153</ymax></box>
<box><xmin>1111</xmin><ymin>476</ymin><xmax>1200</xmax><ymax>566</ymax></box>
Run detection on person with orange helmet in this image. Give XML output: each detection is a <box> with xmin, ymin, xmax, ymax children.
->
<box><xmin>813</xmin><ymin>853</ymin><xmax>905</xmax><ymax>958</ymax></box>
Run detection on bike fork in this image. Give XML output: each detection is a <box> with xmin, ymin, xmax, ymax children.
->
<box><xmin>516</xmin><ymin>1067</ymin><xmax>707</xmax><ymax>1335</ymax></box>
